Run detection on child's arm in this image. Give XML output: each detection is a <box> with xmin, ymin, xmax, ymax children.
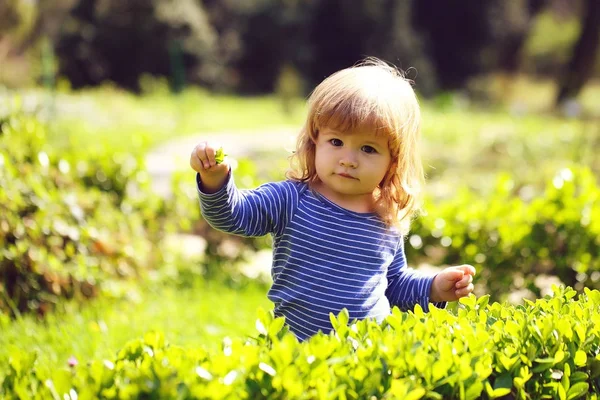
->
<box><xmin>385</xmin><ymin>239</ymin><xmax>444</xmax><ymax>312</ymax></box>
<box><xmin>386</xmin><ymin>236</ymin><xmax>477</xmax><ymax>310</ymax></box>
<box><xmin>190</xmin><ymin>141</ymin><xmax>297</xmax><ymax>237</ymax></box>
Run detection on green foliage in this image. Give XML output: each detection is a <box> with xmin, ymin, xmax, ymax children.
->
<box><xmin>0</xmin><ymin>105</ymin><xmax>284</xmax><ymax>317</ymax></box>
<box><xmin>2</xmin><ymin>287</ymin><xmax>600</xmax><ymax>399</ymax></box>
<box><xmin>407</xmin><ymin>166</ymin><xmax>600</xmax><ymax>301</ymax></box>
<box><xmin>55</xmin><ymin>0</ymin><xmax>216</xmax><ymax>91</ymax></box>
<box><xmin>0</xmin><ymin>280</ymin><xmax>270</xmax><ymax>376</ymax></box>
<box><xmin>214</xmin><ymin>147</ymin><xmax>226</xmax><ymax>165</ymax></box>
<box><xmin>0</xmin><ymin>112</ymin><xmax>166</xmax><ymax>316</ymax></box>
<box><xmin>524</xmin><ymin>10</ymin><xmax>581</xmax><ymax>75</ymax></box>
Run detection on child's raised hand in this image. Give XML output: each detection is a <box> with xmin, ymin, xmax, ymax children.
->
<box><xmin>190</xmin><ymin>141</ymin><xmax>229</xmax><ymax>193</ymax></box>
<box><xmin>430</xmin><ymin>265</ymin><xmax>476</xmax><ymax>303</ymax></box>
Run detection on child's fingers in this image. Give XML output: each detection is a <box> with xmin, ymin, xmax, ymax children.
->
<box><xmin>455</xmin><ymin>273</ymin><xmax>473</xmax><ymax>289</ymax></box>
<box><xmin>190</xmin><ymin>146</ymin><xmax>205</xmax><ymax>172</ymax></box>
<box><xmin>204</xmin><ymin>144</ymin><xmax>219</xmax><ymax>168</ymax></box>
<box><xmin>437</xmin><ymin>270</ymin><xmax>464</xmax><ymax>291</ymax></box>
<box><xmin>455</xmin><ymin>283</ymin><xmax>474</xmax><ymax>298</ymax></box>
<box><xmin>190</xmin><ymin>142</ymin><xmax>216</xmax><ymax>170</ymax></box>
<box><xmin>457</xmin><ymin>264</ymin><xmax>476</xmax><ymax>276</ymax></box>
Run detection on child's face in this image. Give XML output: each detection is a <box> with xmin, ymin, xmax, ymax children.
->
<box><xmin>313</xmin><ymin>127</ymin><xmax>391</xmax><ymax>210</ymax></box>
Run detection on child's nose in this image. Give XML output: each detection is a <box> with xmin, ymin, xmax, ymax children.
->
<box><xmin>339</xmin><ymin>153</ymin><xmax>358</xmax><ymax>168</ymax></box>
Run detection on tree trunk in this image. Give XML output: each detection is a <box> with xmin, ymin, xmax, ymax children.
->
<box><xmin>497</xmin><ymin>0</ymin><xmax>547</xmax><ymax>74</ymax></box>
<box><xmin>556</xmin><ymin>0</ymin><xmax>600</xmax><ymax>105</ymax></box>
<box><xmin>9</xmin><ymin>0</ymin><xmax>77</xmax><ymax>57</ymax></box>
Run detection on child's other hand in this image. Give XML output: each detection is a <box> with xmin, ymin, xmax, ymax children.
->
<box><xmin>430</xmin><ymin>265</ymin><xmax>476</xmax><ymax>303</ymax></box>
<box><xmin>190</xmin><ymin>141</ymin><xmax>230</xmax><ymax>193</ymax></box>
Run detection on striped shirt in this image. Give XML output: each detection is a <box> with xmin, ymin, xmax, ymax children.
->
<box><xmin>197</xmin><ymin>174</ymin><xmax>442</xmax><ymax>341</ymax></box>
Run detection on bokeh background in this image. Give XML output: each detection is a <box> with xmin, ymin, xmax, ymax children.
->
<box><xmin>1</xmin><ymin>0</ymin><xmax>600</xmax><ymax>376</ymax></box>
<box><xmin>2</xmin><ymin>0</ymin><xmax>600</xmax><ymax>104</ymax></box>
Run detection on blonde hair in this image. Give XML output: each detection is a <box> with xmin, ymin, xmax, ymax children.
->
<box><xmin>287</xmin><ymin>57</ymin><xmax>424</xmax><ymax>232</ymax></box>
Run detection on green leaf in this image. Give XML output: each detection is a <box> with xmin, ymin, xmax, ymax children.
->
<box><xmin>569</xmin><ymin>372</ymin><xmax>588</xmax><ymax>383</ymax></box>
<box><xmin>465</xmin><ymin>380</ymin><xmax>484</xmax><ymax>400</ymax></box>
<box><xmin>574</xmin><ymin>350</ymin><xmax>587</xmax><ymax>367</ymax></box>
<box><xmin>491</xmin><ymin>388</ymin><xmax>511</xmax><ymax>398</ymax></box>
<box><xmin>566</xmin><ymin>382</ymin><xmax>589</xmax><ymax>400</ymax></box>
<box><xmin>329</xmin><ymin>312</ymin><xmax>338</xmax><ymax>331</ymax></box>
<box><xmin>405</xmin><ymin>388</ymin><xmax>426</xmax><ymax>400</ymax></box>
<box><xmin>50</xmin><ymin>369</ymin><xmax>73</xmax><ymax>395</ymax></box>
<box><xmin>557</xmin><ymin>382</ymin><xmax>567</xmax><ymax>400</ymax></box>
<box><xmin>493</xmin><ymin>372</ymin><xmax>512</xmax><ymax>393</ymax></box>
<box><xmin>268</xmin><ymin>317</ymin><xmax>285</xmax><ymax>338</ymax></box>
<box><xmin>255</xmin><ymin>319</ymin><xmax>267</xmax><ymax>336</ymax></box>
<box><xmin>533</xmin><ymin>358</ymin><xmax>556</xmax><ymax>372</ymax></box>
<box><xmin>476</xmin><ymin>295</ymin><xmax>490</xmax><ymax>309</ymax></box>
<box><xmin>337</xmin><ymin>308</ymin><xmax>349</xmax><ymax>327</ymax></box>
<box><xmin>554</xmin><ymin>350</ymin><xmax>565</xmax><ymax>364</ymax></box>
<box><xmin>215</xmin><ymin>147</ymin><xmax>226</xmax><ymax>164</ymax></box>
<box><xmin>459</xmin><ymin>294</ymin><xmax>476</xmax><ymax>310</ymax></box>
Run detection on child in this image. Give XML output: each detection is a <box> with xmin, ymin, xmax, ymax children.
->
<box><xmin>190</xmin><ymin>58</ymin><xmax>475</xmax><ymax>341</ymax></box>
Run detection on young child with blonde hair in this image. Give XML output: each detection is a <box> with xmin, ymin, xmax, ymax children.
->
<box><xmin>190</xmin><ymin>58</ymin><xmax>475</xmax><ymax>341</ymax></box>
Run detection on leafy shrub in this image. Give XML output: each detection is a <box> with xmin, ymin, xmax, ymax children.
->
<box><xmin>407</xmin><ymin>166</ymin><xmax>600</xmax><ymax>302</ymax></box>
<box><xmin>0</xmin><ymin>113</ymin><xmax>165</xmax><ymax>316</ymax></box>
<box><xmin>2</xmin><ymin>286</ymin><xmax>599</xmax><ymax>399</ymax></box>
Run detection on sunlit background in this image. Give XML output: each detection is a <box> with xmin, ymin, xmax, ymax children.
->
<box><xmin>1</xmin><ymin>0</ymin><xmax>599</xmax><ymax>382</ymax></box>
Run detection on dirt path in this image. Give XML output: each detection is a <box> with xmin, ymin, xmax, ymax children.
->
<box><xmin>145</xmin><ymin>127</ymin><xmax>298</xmax><ymax>197</ymax></box>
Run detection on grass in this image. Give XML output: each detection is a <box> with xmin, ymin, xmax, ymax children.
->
<box><xmin>0</xmin><ymin>279</ymin><xmax>271</xmax><ymax>375</ymax></box>
<box><xmin>1</xmin><ymin>85</ymin><xmax>307</xmax><ymax>153</ymax></box>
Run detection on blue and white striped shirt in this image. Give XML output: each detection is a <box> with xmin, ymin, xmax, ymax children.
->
<box><xmin>197</xmin><ymin>174</ymin><xmax>441</xmax><ymax>341</ymax></box>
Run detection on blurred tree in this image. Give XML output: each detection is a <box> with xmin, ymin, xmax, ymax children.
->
<box><xmin>7</xmin><ymin>0</ymin><xmax>77</xmax><ymax>56</ymax></box>
<box><xmin>202</xmin><ymin>0</ymin><xmax>433</xmax><ymax>95</ymax></box>
<box><xmin>493</xmin><ymin>0</ymin><xmax>548</xmax><ymax>75</ymax></box>
<box><xmin>556</xmin><ymin>0</ymin><xmax>600</xmax><ymax>105</ymax></box>
<box><xmin>412</xmin><ymin>0</ymin><xmax>558</xmax><ymax>92</ymax></box>
<box><xmin>484</xmin><ymin>0</ymin><xmax>549</xmax><ymax>102</ymax></box>
<box><xmin>0</xmin><ymin>0</ymin><xmax>22</xmax><ymax>35</ymax></box>
<box><xmin>155</xmin><ymin>0</ymin><xmax>218</xmax><ymax>89</ymax></box>
<box><xmin>413</xmin><ymin>0</ymin><xmax>493</xmax><ymax>90</ymax></box>
<box><xmin>0</xmin><ymin>0</ymin><xmax>73</xmax><ymax>87</ymax></box>
<box><xmin>201</xmin><ymin>0</ymin><xmax>313</xmax><ymax>93</ymax></box>
<box><xmin>4</xmin><ymin>0</ymin><xmax>596</xmax><ymax>100</ymax></box>
<box><xmin>377</xmin><ymin>0</ymin><xmax>437</xmax><ymax>95</ymax></box>
<box><xmin>55</xmin><ymin>0</ymin><xmax>216</xmax><ymax>91</ymax></box>
<box><xmin>306</xmin><ymin>0</ymin><xmax>434</xmax><ymax>94</ymax></box>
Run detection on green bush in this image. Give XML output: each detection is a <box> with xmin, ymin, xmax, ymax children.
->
<box><xmin>0</xmin><ymin>109</ymin><xmax>280</xmax><ymax>315</ymax></box>
<box><xmin>407</xmin><ymin>166</ymin><xmax>600</xmax><ymax>302</ymax></box>
<box><xmin>2</xmin><ymin>286</ymin><xmax>599</xmax><ymax>399</ymax></box>
<box><xmin>0</xmin><ymin>113</ymin><xmax>166</xmax><ymax>316</ymax></box>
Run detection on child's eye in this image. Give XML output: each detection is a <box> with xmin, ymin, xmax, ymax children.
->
<box><xmin>329</xmin><ymin>139</ymin><xmax>343</xmax><ymax>147</ymax></box>
<box><xmin>361</xmin><ymin>145</ymin><xmax>377</xmax><ymax>154</ymax></box>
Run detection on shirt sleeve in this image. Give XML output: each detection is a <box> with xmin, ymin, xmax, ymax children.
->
<box><xmin>196</xmin><ymin>172</ymin><xmax>297</xmax><ymax>237</ymax></box>
<box><xmin>385</xmin><ymin>238</ymin><xmax>446</xmax><ymax>312</ymax></box>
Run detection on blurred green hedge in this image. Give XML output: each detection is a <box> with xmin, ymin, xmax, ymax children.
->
<box><xmin>0</xmin><ymin>111</ymin><xmax>274</xmax><ymax>317</ymax></box>
<box><xmin>0</xmin><ymin>113</ymin><xmax>167</xmax><ymax>316</ymax></box>
<box><xmin>407</xmin><ymin>167</ymin><xmax>600</xmax><ymax>302</ymax></box>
